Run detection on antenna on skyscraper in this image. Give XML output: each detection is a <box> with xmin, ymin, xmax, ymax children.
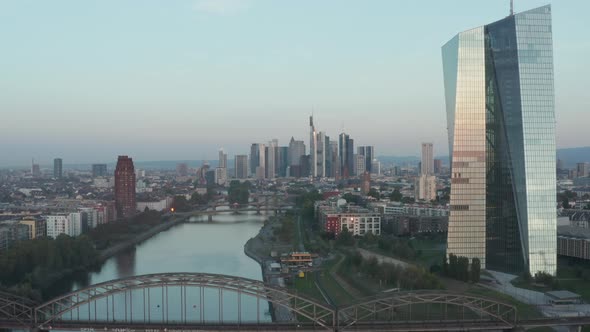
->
<box><xmin>510</xmin><ymin>0</ymin><xmax>514</xmax><ymax>16</ymax></box>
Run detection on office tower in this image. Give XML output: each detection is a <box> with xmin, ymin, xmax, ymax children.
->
<box><xmin>53</xmin><ymin>158</ymin><xmax>63</xmax><ymax>179</ymax></box>
<box><xmin>421</xmin><ymin>143</ymin><xmax>434</xmax><ymax>176</ymax></box>
<box><xmin>371</xmin><ymin>159</ymin><xmax>381</xmax><ymax>176</ymax></box>
<box><xmin>234</xmin><ymin>155</ymin><xmax>248</xmax><ymax>179</ymax></box>
<box><xmin>250</xmin><ymin>144</ymin><xmax>260</xmax><ymax>177</ymax></box>
<box><xmin>299</xmin><ymin>155</ymin><xmax>310</xmax><ymax>178</ymax></box>
<box><xmin>415</xmin><ymin>175</ymin><xmax>436</xmax><ymax>201</ymax></box>
<box><xmin>176</xmin><ymin>163</ymin><xmax>188</xmax><ymax>176</ymax></box>
<box><xmin>434</xmin><ymin>159</ymin><xmax>443</xmax><ymax>174</ymax></box>
<box><xmin>442</xmin><ymin>5</ymin><xmax>556</xmax><ymax>275</ymax></box>
<box><xmin>218</xmin><ymin>149</ymin><xmax>227</xmax><ymax>169</ymax></box>
<box><xmin>339</xmin><ymin>133</ymin><xmax>354</xmax><ymax>178</ymax></box>
<box><xmin>215</xmin><ymin>167</ymin><xmax>227</xmax><ymax>185</ymax></box>
<box><xmin>358</xmin><ymin>146</ymin><xmax>375</xmax><ymax>173</ymax></box>
<box><xmin>577</xmin><ymin>163</ymin><xmax>589</xmax><ymax>178</ymax></box>
<box><xmin>250</xmin><ymin>143</ymin><xmax>265</xmax><ymax>180</ymax></box>
<box><xmin>114</xmin><ymin>156</ymin><xmax>137</xmax><ymax>219</ymax></box>
<box><xmin>316</xmin><ymin>132</ymin><xmax>327</xmax><ymax>177</ymax></box>
<box><xmin>556</xmin><ymin>159</ymin><xmax>564</xmax><ymax>171</ymax></box>
<box><xmin>31</xmin><ymin>159</ymin><xmax>40</xmax><ymax>178</ymax></box>
<box><xmin>329</xmin><ymin>141</ymin><xmax>339</xmax><ymax>178</ymax></box>
<box><xmin>354</xmin><ymin>154</ymin><xmax>366</xmax><ymax>176</ymax></box>
<box><xmin>361</xmin><ymin>172</ymin><xmax>371</xmax><ymax>195</ymax></box>
<box><xmin>309</xmin><ymin>116</ymin><xmax>318</xmax><ymax>177</ymax></box>
<box><xmin>278</xmin><ymin>146</ymin><xmax>289</xmax><ymax>177</ymax></box>
<box><xmin>265</xmin><ymin>140</ymin><xmax>277</xmax><ymax>179</ymax></box>
<box><xmin>288</xmin><ymin>137</ymin><xmax>306</xmax><ymax>166</ymax></box>
<box><xmin>92</xmin><ymin>164</ymin><xmax>108</xmax><ymax>177</ymax></box>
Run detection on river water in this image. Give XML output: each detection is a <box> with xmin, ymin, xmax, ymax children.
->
<box><xmin>51</xmin><ymin>211</ymin><xmax>272</xmax><ymax>324</ymax></box>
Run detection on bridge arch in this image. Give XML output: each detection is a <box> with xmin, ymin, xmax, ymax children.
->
<box><xmin>337</xmin><ymin>290</ymin><xmax>517</xmax><ymax>329</ymax></box>
<box><xmin>0</xmin><ymin>290</ymin><xmax>36</xmax><ymax>327</ymax></box>
<box><xmin>35</xmin><ymin>272</ymin><xmax>335</xmax><ymax>329</ymax></box>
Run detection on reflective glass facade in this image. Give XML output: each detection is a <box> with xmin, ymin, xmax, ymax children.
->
<box><xmin>442</xmin><ymin>5</ymin><xmax>556</xmax><ymax>276</ymax></box>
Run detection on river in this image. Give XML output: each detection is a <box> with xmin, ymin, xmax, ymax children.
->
<box><xmin>51</xmin><ymin>211</ymin><xmax>272</xmax><ymax>324</ymax></box>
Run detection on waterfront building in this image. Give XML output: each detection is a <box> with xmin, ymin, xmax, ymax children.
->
<box><xmin>114</xmin><ymin>156</ymin><xmax>137</xmax><ymax>219</ymax></box>
<box><xmin>234</xmin><ymin>155</ymin><xmax>248</xmax><ymax>179</ymax></box>
<box><xmin>53</xmin><ymin>158</ymin><xmax>63</xmax><ymax>179</ymax></box>
<box><xmin>92</xmin><ymin>164</ymin><xmax>108</xmax><ymax>177</ymax></box>
<box><xmin>442</xmin><ymin>5</ymin><xmax>556</xmax><ymax>275</ymax></box>
<box><xmin>45</xmin><ymin>212</ymin><xmax>82</xmax><ymax>239</ymax></box>
<box><xmin>19</xmin><ymin>217</ymin><xmax>45</xmax><ymax>239</ymax></box>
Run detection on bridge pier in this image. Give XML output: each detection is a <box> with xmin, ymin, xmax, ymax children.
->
<box><xmin>208</xmin><ymin>214</ymin><xmax>213</xmax><ymax>222</ymax></box>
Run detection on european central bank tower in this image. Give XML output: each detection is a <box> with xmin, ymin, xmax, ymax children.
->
<box><xmin>442</xmin><ymin>5</ymin><xmax>556</xmax><ymax>276</ymax></box>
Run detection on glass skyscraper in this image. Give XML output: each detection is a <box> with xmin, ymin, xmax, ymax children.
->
<box><xmin>442</xmin><ymin>5</ymin><xmax>556</xmax><ymax>276</ymax></box>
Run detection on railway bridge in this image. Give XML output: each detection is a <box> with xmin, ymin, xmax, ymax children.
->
<box><xmin>1</xmin><ymin>272</ymin><xmax>589</xmax><ymax>331</ymax></box>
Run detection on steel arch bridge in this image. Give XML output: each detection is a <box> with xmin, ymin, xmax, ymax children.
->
<box><xmin>337</xmin><ymin>291</ymin><xmax>517</xmax><ymax>330</ymax></box>
<box><xmin>34</xmin><ymin>272</ymin><xmax>336</xmax><ymax>330</ymax></box>
<box><xmin>0</xmin><ymin>273</ymin><xmax>532</xmax><ymax>331</ymax></box>
<box><xmin>0</xmin><ymin>290</ymin><xmax>37</xmax><ymax>328</ymax></box>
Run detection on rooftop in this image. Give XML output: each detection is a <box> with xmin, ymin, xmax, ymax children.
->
<box><xmin>546</xmin><ymin>290</ymin><xmax>582</xmax><ymax>300</ymax></box>
<box><xmin>557</xmin><ymin>225</ymin><xmax>590</xmax><ymax>239</ymax></box>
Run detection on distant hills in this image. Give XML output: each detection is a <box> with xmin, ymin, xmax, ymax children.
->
<box><xmin>5</xmin><ymin>147</ymin><xmax>589</xmax><ymax>171</ymax></box>
<box><xmin>556</xmin><ymin>147</ymin><xmax>590</xmax><ymax>168</ymax></box>
<box><xmin>377</xmin><ymin>146</ymin><xmax>590</xmax><ymax>169</ymax></box>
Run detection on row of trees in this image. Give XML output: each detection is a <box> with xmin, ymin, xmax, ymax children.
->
<box><xmin>344</xmin><ymin>251</ymin><xmax>443</xmax><ymax>290</ymax></box>
<box><xmin>441</xmin><ymin>254</ymin><xmax>480</xmax><ymax>283</ymax></box>
<box><xmin>0</xmin><ymin>234</ymin><xmax>99</xmax><ymax>296</ymax></box>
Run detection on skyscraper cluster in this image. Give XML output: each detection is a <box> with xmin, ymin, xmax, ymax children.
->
<box><xmin>232</xmin><ymin>115</ymin><xmax>378</xmax><ymax>181</ymax></box>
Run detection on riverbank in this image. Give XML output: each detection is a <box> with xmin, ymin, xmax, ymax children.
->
<box><xmin>98</xmin><ymin>216</ymin><xmax>184</xmax><ymax>261</ymax></box>
<box><xmin>244</xmin><ymin>216</ymin><xmax>296</xmax><ymax>323</ymax></box>
<box><xmin>38</xmin><ymin>215</ymin><xmax>186</xmax><ymax>299</ymax></box>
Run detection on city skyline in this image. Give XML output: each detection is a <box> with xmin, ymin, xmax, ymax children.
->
<box><xmin>1</xmin><ymin>0</ymin><xmax>588</xmax><ymax>166</ymax></box>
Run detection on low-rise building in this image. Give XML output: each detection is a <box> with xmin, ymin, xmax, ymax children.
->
<box><xmin>45</xmin><ymin>213</ymin><xmax>83</xmax><ymax>239</ymax></box>
<box><xmin>317</xmin><ymin>203</ymin><xmax>381</xmax><ymax>236</ymax></box>
<box><xmin>557</xmin><ymin>225</ymin><xmax>590</xmax><ymax>260</ymax></box>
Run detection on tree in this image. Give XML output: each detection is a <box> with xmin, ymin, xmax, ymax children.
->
<box><xmin>457</xmin><ymin>256</ymin><xmax>470</xmax><ymax>282</ymax></box>
<box><xmin>448</xmin><ymin>254</ymin><xmax>458</xmax><ymax>278</ymax></box>
<box><xmin>442</xmin><ymin>255</ymin><xmax>449</xmax><ymax>276</ymax></box>
<box><xmin>389</xmin><ymin>189</ymin><xmax>403</xmax><ymax>202</ymax></box>
<box><xmin>367</xmin><ymin>188</ymin><xmax>380</xmax><ymax>199</ymax></box>
<box><xmin>401</xmin><ymin>196</ymin><xmax>415</xmax><ymax>204</ymax></box>
<box><xmin>562</xmin><ymin>197</ymin><xmax>571</xmax><ymax>209</ymax></box>
<box><xmin>470</xmin><ymin>258</ymin><xmax>481</xmax><ymax>283</ymax></box>
<box><xmin>336</xmin><ymin>227</ymin><xmax>355</xmax><ymax>247</ymax></box>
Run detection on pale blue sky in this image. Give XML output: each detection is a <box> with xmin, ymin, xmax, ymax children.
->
<box><xmin>1</xmin><ymin>0</ymin><xmax>588</xmax><ymax>166</ymax></box>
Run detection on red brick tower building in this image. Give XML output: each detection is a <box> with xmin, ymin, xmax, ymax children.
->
<box><xmin>115</xmin><ymin>156</ymin><xmax>136</xmax><ymax>219</ymax></box>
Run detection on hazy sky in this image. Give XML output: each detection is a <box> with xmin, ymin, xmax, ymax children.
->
<box><xmin>1</xmin><ymin>0</ymin><xmax>588</xmax><ymax>167</ymax></box>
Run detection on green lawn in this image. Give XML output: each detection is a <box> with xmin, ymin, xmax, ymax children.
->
<box><xmin>292</xmin><ymin>274</ymin><xmax>324</xmax><ymax>302</ymax></box>
<box><xmin>316</xmin><ymin>256</ymin><xmax>355</xmax><ymax>306</ymax></box>
<box><xmin>466</xmin><ymin>285</ymin><xmax>544</xmax><ymax>320</ymax></box>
